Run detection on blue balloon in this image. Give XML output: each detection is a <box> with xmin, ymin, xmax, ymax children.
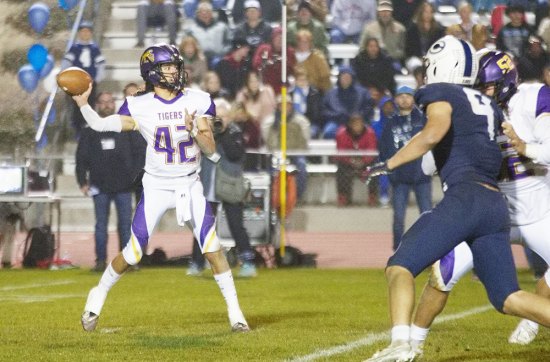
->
<box><xmin>18</xmin><ymin>64</ymin><xmax>39</xmax><ymax>93</ymax></box>
<box><xmin>28</xmin><ymin>44</ymin><xmax>49</xmax><ymax>72</ymax></box>
<box><xmin>39</xmin><ymin>54</ymin><xmax>55</xmax><ymax>78</ymax></box>
<box><xmin>28</xmin><ymin>3</ymin><xmax>50</xmax><ymax>34</ymax></box>
<box><xmin>59</xmin><ymin>0</ymin><xmax>78</xmax><ymax>11</ymax></box>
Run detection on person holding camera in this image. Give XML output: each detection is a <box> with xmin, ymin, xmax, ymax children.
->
<box><xmin>187</xmin><ymin>99</ymin><xmax>257</xmax><ymax>277</ymax></box>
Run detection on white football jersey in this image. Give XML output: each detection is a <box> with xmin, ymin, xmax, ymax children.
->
<box><xmin>119</xmin><ymin>88</ymin><xmax>215</xmax><ymax>177</ymax></box>
<box><xmin>499</xmin><ymin>82</ymin><xmax>550</xmax><ymax>225</ymax></box>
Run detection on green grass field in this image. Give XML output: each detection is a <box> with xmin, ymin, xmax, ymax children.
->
<box><xmin>0</xmin><ymin>267</ymin><xmax>548</xmax><ymax>361</ymax></box>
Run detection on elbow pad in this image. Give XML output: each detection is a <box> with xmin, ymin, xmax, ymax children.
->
<box><xmin>80</xmin><ymin>105</ymin><xmax>122</xmax><ymax>132</ymax></box>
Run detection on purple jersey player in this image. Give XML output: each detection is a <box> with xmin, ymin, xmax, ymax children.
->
<box><xmin>72</xmin><ymin>44</ymin><xmax>250</xmax><ymax>333</ymax></box>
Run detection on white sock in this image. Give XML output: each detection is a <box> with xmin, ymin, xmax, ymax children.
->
<box><xmin>525</xmin><ymin>319</ymin><xmax>539</xmax><ymax>331</ymax></box>
<box><xmin>410</xmin><ymin>324</ymin><xmax>430</xmax><ymax>344</ymax></box>
<box><xmin>391</xmin><ymin>325</ymin><xmax>410</xmax><ymax>344</ymax></box>
<box><xmin>98</xmin><ymin>263</ymin><xmax>122</xmax><ymax>293</ymax></box>
<box><xmin>214</xmin><ymin>270</ymin><xmax>241</xmax><ymax>312</ymax></box>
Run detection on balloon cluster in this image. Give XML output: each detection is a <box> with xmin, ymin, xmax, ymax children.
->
<box><xmin>18</xmin><ymin>1</ymin><xmax>77</xmax><ymax>93</ymax></box>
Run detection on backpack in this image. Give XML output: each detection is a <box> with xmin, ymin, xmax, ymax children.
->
<box><xmin>22</xmin><ymin>225</ymin><xmax>55</xmax><ymax>268</ymax></box>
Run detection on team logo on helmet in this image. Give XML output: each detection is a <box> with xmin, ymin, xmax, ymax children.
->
<box><xmin>496</xmin><ymin>53</ymin><xmax>515</xmax><ymax>74</ymax></box>
<box><xmin>428</xmin><ymin>40</ymin><xmax>446</xmax><ymax>54</ymax></box>
<box><xmin>140</xmin><ymin>49</ymin><xmax>155</xmax><ymax>65</ymax></box>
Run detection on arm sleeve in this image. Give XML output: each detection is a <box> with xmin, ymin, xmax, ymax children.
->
<box><xmin>80</xmin><ymin>105</ymin><xmax>123</xmax><ymax>132</ymax></box>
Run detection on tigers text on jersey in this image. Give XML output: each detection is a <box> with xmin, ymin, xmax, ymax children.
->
<box><xmin>118</xmin><ymin>88</ymin><xmax>215</xmax><ymax>178</ymax></box>
<box><xmin>415</xmin><ymin>83</ymin><xmax>505</xmax><ymax>189</ymax></box>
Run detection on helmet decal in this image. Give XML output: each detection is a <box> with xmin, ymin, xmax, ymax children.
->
<box><xmin>140</xmin><ymin>49</ymin><xmax>155</xmax><ymax>65</ymax></box>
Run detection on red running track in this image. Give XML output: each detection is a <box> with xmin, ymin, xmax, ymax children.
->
<box><xmin>4</xmin><ymin>231</ymin><xmax>529</xmax><ymax>270</ymax></box>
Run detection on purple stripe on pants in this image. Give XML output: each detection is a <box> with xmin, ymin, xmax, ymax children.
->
<box><xmin>199</xmin><ymin>201</ymin><xmax>216</xmax><ymax>247</ymax></box>
<box><xmin>131</xmin><ymin>196</ymin><xmax>149</xmax><ymax>249</ymax></box>
<box><xmin>439</xmin><ymin>249</ymin><xmax>455</xmax><ymax>286</ymax></box>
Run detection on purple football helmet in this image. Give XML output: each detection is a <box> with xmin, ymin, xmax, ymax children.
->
<box><xmin>475</xmin><ymin>50</ymin><xmax>518</xmax><ymax>106</ymax></box>
<box><xmin>140</xmin><ymin>43</ymin><xmax>187</xmax><ymax>91</ymax></box>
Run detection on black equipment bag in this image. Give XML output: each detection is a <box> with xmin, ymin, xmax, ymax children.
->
<box><xmin>22</xmin><ymin>225</ymin><xmax>55</xmax><ymax>268</ymax></box>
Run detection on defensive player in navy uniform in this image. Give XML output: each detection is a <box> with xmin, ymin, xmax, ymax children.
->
<box><xmin>408</xmin><ymin>50</ymin><xmax>550</xmax><ymax>353</ymax></box>
<box><xmin>364</xmin><ymin>36</ymin><xmax>550</xmax><ymax>362</ymax></box>
<box><xmin>72</xmin><ymin>44</ymin><xmax>250</xmax><ymax>333</ymax></box>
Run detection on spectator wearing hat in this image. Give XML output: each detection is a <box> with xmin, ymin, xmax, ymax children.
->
<box><xmin>214</xmin><ymin>38</ymin><xmax>251</xmax><ymax>99</ymax></box>
<box><xmin>231</xmin><ymin>0</ymin><xmax>283</xmax><ymax>24</ymax></box>
<box><xmin>360</xmin><ymin>0</ymin><xmax>406</xmax><ymax>67</ymax></box>
<box><xmin>135</xmin><ymin>0</ymin><xmax>178</xmax><ymax>47</ymax></box>
<box><xmin>61</xmin><ymin>20</ymin><xmax>105</xmax><ymax>138</ymax></box>
<box><xmin>183</xmin><ymin>1</ymin><xmax>232</xmax><ymax>69</ymax></box>
<box><xmin>351</xmin><ymin>37</ymin><xmax>396</xmax><ymax>96</ymax></box>
<box><xmin>378</xmin><ymin>86</ymin><xmax>432</xmax><ymax>251</ymax></box>
<box><xmin>321</xmin><ymin>66</ymin><xmax>375</xmax><ymax>139</ymax></box>
<box><xmin>496</xmin><ymin>3</ymin><xmax>535</xmax><ymax>58</ymax></box>
<box><xmin>233</xmin><ymin>0</ymin><xmax>273</xmax><ymax>57</ymax></box>
<box><xmin>252</xmin><ymin>26</ymin><xmax>297</xmax><ymax>95</ymax></box>
<box><xmin>329</xmin><ymin>0</ymin><xmax>377</xmax><ymax>44</ymax></box>
<box><xmin>517</xmin><ymin>35</ymin><xmax>550</xmax><ymax>81</ymax></box>
<box><xmin>287</xmin><ymin>1</ymin><xmax>330</xmax><ymax>57</ymax></box>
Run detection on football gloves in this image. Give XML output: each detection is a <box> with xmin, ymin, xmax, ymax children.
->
<box><xmin>362</xmin><ymin>161</ymin><xmax>390</xmax><ymax>185</ymax></box>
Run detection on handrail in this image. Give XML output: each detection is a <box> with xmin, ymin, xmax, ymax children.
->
<box><xmin>35</xmin><ymin>0</ymin><xmax>89</xmax><ymax>143</ymax></box>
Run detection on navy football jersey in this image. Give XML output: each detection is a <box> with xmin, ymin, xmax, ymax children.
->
<box><xmin>415</xmin><ymin>83</ymin><xmax>505</xmax><ymax>188</ymax></box>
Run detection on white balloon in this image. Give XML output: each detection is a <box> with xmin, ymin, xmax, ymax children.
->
<box><xmin>42</xmin><ymin>66</ymin><xmax>60</xmax><ymax>93</ymax></box>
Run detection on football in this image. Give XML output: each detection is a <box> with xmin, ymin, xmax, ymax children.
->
<box><xmin>56</xmin><ymin>67</ymin><xmax>92</xmax><ymax>96</ymax></box>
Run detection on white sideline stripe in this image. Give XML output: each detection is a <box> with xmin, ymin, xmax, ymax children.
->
<box><xmin>0</xmin><ymin>293</ymin><xmax>84</xmax><ymax>303</ymax></box>
<box><xmin>0</xmin><ymin>280</ymin><xmax>76</xmax><ymax>291</ymax></box>
<box><xmin>288</xmin><ymin>305</ymin><xmax>492</xmax><ymax>362</ymax></box>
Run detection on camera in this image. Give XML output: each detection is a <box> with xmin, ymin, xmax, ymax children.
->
<box><xmin>213</xmin><ymin>117</ymin><xmax>223</xmax><ymax>134</ymax></box>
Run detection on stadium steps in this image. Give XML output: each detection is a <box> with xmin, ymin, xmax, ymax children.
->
<box><xmin>55</xmin><ymin>0</ymin><xmax>443</xmax><ymax>234</ymax></box>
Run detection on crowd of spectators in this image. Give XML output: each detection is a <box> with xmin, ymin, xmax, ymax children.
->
<box><xmin>91</xmin><ymin>0</ymin><xmax>550</xmax><ymax>206</ymax></box>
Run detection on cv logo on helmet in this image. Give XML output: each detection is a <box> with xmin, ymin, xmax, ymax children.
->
<box><xmin>429</xmin><ymin>40</ymin><xmax>446</xmax><ymax>54</ymax></box>
<box><xmin>141</xmin><ymin>49</ymin><xmax>154</xmax><ymax>64</ymax></box>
